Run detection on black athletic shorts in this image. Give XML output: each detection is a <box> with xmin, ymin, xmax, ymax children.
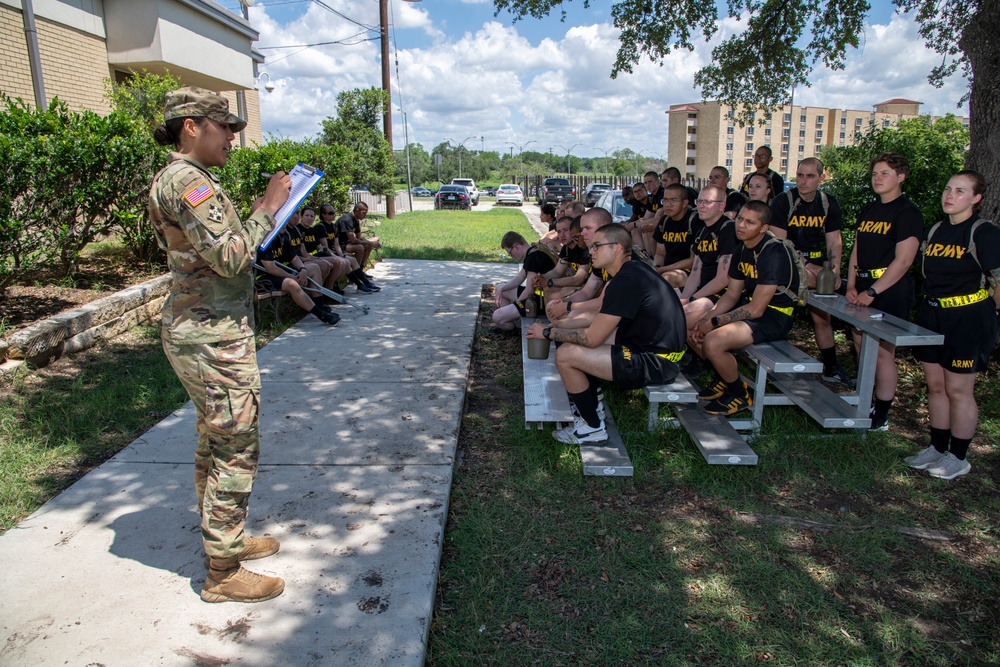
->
<box><xmin>856</xmin><ymin>274</ymin><xmax>914</xmax><ymax>320</ymax></box>
<box><xmin>256</xmin><ymin>275</ymin><xmax>287</xmax><ymax>292</ymax></box>
<box><xmin>746</xmin><ymin>307</ymin><xmax>795</xmax><ymax>344</ymax></box>
<box><xmin>610</xmin><ymin>345</ymin><xmax>680</xmax><ymax>390</ymax></box>
<box><xmin>912</xmin><ymin>299</ymin><xmax>998</xmax><ymax>373</ymax></box>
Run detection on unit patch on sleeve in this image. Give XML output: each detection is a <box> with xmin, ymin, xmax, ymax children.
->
<box><xmin>207</xmin><ymin>204</ymin><xmax>225</xmax><ymax>222</ymax></box>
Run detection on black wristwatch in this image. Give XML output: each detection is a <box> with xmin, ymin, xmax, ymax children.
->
<box><xmin>865</xmin><ymin>287</ymin><xmax>878</xmax><ymax>298</ymax></box>
<box><xmin>711</xmin><ymin>316</ymin><xmax>721</xmax><ymax>329</ymax></box>
<box><xmin>566</xmin><ymin>301</ymin><xmax>572</xmax><ymax>312</ymax></box>
<box><xmin>547</xmin><ymin>278</ymin><xmax>553</xmax><ymax>288</ymax></box>
<box><xmin>543</xmin><ymin>326</ymin><xmax>553</xmax><ymax>340</ymax></box>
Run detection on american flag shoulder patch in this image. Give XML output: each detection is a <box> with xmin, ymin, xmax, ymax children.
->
<box><xmin>183</xmin><ymin>181</ymin><xmax>214</xmax><ymax>208</ymax></box>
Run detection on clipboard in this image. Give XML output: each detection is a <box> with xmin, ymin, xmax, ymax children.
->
<box><xmin>259</xmin><ymin>163</ymin><xmax>324</xmax><ymax>251</ymax></box>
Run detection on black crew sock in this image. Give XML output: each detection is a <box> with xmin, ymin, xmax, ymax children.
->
<box><xmin>568</xmin><ymin>390</ymin><xmax>601</xmax><ymax>428</ymax></box>
<box><xmin>819</xmin><ymin>346</ymin><xmax>838</xmax><ymax>372</ymax></box>
<box><xmin>347</xmin><ymin>269</ymin><xmax>366</xmax><ymax>287</ymax></box>
<box><xmin>587</xmin><ymin>374</ymin><xmax>602</xmax><ymax>403</ymax></box>
<box><xmin>723</xmin><ymin>377</ymin><xmax>744</xmax><ymax>398</ymax></box>
<box><xmin>949</xmin><ymin>435</ymin><xmax>972</xmax><ymax>461</ymax></box>
<box><xmin>930</xmin><ymin>427</ymin><xmax>951</xmax><ymax>453</ymax></box>
<box><xmin>872</xmin><ymin>397</ymin><xmax>893</xmax><ymax>424</ymax></box>
<box><xmin>309</xmin><ymin>304</ymin><xmax>326</xmax><ymax>317</ymax></box>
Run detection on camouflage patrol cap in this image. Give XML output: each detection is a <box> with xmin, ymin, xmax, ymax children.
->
<box><xmin>164</xmin><ymin>86</ymin><xmax>247</xmax><ymax>132</ymax></box>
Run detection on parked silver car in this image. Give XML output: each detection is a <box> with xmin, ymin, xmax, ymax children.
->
<box><xmin>594</xmin><ymin>189</ymin><xmax>633</xmax><ymax>224</ymax></box>
<box><xmin>495</xmin><ymin>184</ymin><xmax>524</xmax><ymax>206</ymax></box>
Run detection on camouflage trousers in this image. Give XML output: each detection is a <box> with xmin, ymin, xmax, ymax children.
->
<box><xmin>163</xmin><ymin>335</ymin><xmax>261</xmax><ymax>559</ymax></box>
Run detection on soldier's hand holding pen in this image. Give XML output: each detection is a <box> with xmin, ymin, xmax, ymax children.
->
<box><xmin>259</xmin><ymin>171</ymin><xmax>291</xmax><ymax>216</ymax></box>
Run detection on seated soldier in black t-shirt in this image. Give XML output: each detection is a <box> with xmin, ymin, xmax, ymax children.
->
<box><xmin>492</xmin><ymin>231</ymin><xmax>559</xmax><ymax>331</ymax></box>
<box><xmin>652</xmin><ymin>183</ymin><xmax>699</xmax><ymax>288</ymax></box>
<box><xmin>316</xmin><ymin>203</ymin><xmax>379</xmax><ymax>294</ymax></box>
<box><xmin>291</xmin><ymin>207</ymin><xmax>362</xmax><ymax>297</ymax></box>
<box><xmin>338</xmin><ymin>201</ymin><xmax>382</xmax><ymax>272</ymax></box>
<box><xmin>534</xmin><ymin>216</ymin><xmax>591</xmax><ymax>301</ymax></box>
<box><xmin>689</xmin><ymin>201</ymin><xmax>800</xmax><ymax>415</ymax></box>
<box><xmin>527</xmin><ymin>224</ymin><xmax>687</xmax><ymax>444</ymax></box>
<box><xmin>708</xmin><ymin>166</ymin><xmax>749</xmax><ymax>219</ymax></box>
<box><xmin>256</xmin><ymin>228</ymin><xmax>340</xmax><ymax>326</ymax></box>
<box><xmin>544</xmin><ymin>207</ymin><xmax>616</xmax><ymax>330</ymax></box>
<box><xmin>681</xmin><ymin>184</ymin><xmax>738</xmax><ymax>328</ymax></box>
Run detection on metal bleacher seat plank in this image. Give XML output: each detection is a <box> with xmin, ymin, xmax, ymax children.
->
<box><xmin>674</xmin><ymin>404</ymin><xmax>758</xmax><ymax>465</ymax></box>
<box><xmin>769</xmin><ymin>373</ymin><xmax>872</xmax><ymax>429</ymax></box>
<box><xmin>521</xmin><ymin>319</ymin><xmax>574</xmax><ymax>429</ymax></box>
<box><xmin>643</xmin><ymin>374</ymin><xmax>699</xmax><ymax>430</ymax></box>
<box><xmin>742</xmin><ymin>340</ymin><xmax>822</xmax><ymax>373</ymax></box>
<box><xmin>580</xmin><ymin>400</ymin><xmax>633</xmax><ymax>477</ymax></box>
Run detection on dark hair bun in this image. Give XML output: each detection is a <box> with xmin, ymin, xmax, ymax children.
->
<box><xmin>153</xmin><ymin>124</ymin><xmax>176</xmax><ymax>146</ymax></box>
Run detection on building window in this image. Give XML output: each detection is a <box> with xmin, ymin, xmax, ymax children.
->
<box><xmin>745</xmin><ymin>142</ymin><xmax>755</xmax><ymax>152</ymax></box>
<box><xmin>687</xmin><ymin>142</ymin><xmax>696</xmax><ymax>150</ymax></box>
<box><xmin>686</xmin><ymin>157</ymin><xmax>695</xmax><ymax>165</ymax></box>
<box><xmin>800</xmin><ymin>114</ymin><xmax>806</xmax><ymax>123</ymax></box>
<box><xmin>764</xmin><ymin>128</ymin><xmax>771</xmax><ymax>137</ymax></box>
<box><xmin>780</xmin><ymin>158</ymin><xmax>788</xmax><ymax>169</ymax></box>
<box><xmin>781</xmin><ymin>143</ymin><xmax>790</xmax><ymax>154</ymax></box>
<box><xmin>727</xmin><ymin>126</ymin><xmax>734</xmax><ymax>135</ymax></box>
<box><xmin>815</xmin><ymin>130</ymin><xmax>823</xmax><ymax>139</ymax></box>
<box><xmin>726</xmin><ymin>142</ymin><xmax>733</xmax><ymax>151</ymax></box>
<box><xmin>815</xmin><ymin>144</ymin><xmax>823</xmax><ymax>154</ymax></box>
<box><xmin>745</xmin><ymin>158</ymin><xmax>754</xmax><ymax>168</ymax></box>
<box><xmin>839</xmin><ymin>131</ymin><xmax>846</xmax><ymax>139</ymax></box>
<box><xmin>816</xmin><ymin>115</ymin><xmax>824</xmax><ymax>125</ymax></box>
<box><xmin>799</xmin><ymin>129</ymin><xmax>806</xmax><ymax>138</ymax></box>
<box><xmin>883</xmin><ymin>119</ymin><xmax>891</xmax><ymax>128</ymax></box>
<box><xmin>688</xmin><ymin>113</ymin><xmax>697</xmax><ymax>119</ymax></box>
<box><xmin>746</xmin><ymin>127</ymin><xmax>754</xmax><ymax>136</ymax></box>
<box><xmin>855</xmin><ymin>118</ymin><xmax>863</xmax><ymax>126</ymax></box>
<box><xmin>841</xmin><ymin>116</ymin><xmax>847</xmax><ymax>124</ymax></box>
<box><xmin>725</xmin><ymin>158</ymin><xmax>733</xmax><ymax>167</ymax></box>
<box><xmin>798</xmin><ymin>144</ymin><xmax>805</xmax><ymax>153</ymax></box>
<box><xmin>784</xmin><ymin>113</ymin><xmax>792</xmax><ymax>123</ymax></box>
<box><xmin>782</xmin><ymin>128</ymin><xmax>790</xmax><ymax>138</ymax></box>
<box><xmin>689</xmin><ymin>126</ymin><xmax>697</xmax><ymax>134</ymax></box>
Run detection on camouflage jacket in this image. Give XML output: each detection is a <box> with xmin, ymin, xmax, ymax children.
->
<box><xmin>148</xmin><ymin>152</ymin><xmax>274</xmax><ymax>344</ymax></box>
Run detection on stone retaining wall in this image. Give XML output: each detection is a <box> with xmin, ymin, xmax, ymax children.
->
<box><xmin>1</xmin><ymin>274</ymin><xmax>171</xmax><ymax>370</ymax></box>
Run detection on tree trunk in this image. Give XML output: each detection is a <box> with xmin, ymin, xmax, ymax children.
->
<box><xmin>961</xmin><ymin>1</ymin><xmax>1000</xmax><ymax>221</ymax></box>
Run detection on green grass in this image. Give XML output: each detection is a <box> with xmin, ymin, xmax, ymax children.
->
<box><xmin>376</xmin><ymin>209</ymin><xmax>534</xmax><ymax>262</ymax></box>
<box><xmin>427</xmin><ymin>298</ymin><xmax>1000</xmax><ymax>666</ymax></box>
<box><xmin>0</xmin><ymin>300</ymin><xmax>304</xmax><ymax>533</ymax></box>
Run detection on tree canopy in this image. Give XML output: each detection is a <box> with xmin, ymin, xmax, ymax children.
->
<box><xmin>321</xmin><ymin>87</ymin><xmax>395</xmax><ymax>196</ymax></box>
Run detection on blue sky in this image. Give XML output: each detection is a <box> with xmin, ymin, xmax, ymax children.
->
<box><xmin>217</xmin><ymin>0</ymin><xmax>970</xmax><ymax>157</ymax></box>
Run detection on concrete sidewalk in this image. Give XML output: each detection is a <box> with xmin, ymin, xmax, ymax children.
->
<box><xmin>0</xmin><ymin>259</ymin><xmax>517</xmax><ymax>667</ymax></box>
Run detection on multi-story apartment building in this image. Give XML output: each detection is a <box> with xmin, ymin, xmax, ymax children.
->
<box><xmin>667</xmin><ymin>99</ymin><xmax>970</xmax><ymax>186</ymax></box>
<box><xmin>1</xmin><ymin>0</ymin><xmax>265</xmax><ymax>145</ymax></box>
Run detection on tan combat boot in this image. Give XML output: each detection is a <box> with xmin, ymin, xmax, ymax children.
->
<box><xmin>201</xmin><ymin>557</ymin><xmax>285</xmax><ymax>603</ymax></box>
<box><xmin>202</xmin><ymin>535</ymin><xmax>280</xmax><ymax>568</ymax></box>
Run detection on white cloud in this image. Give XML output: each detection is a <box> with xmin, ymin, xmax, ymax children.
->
<box><xmin>250</xmin><ymin>6</ymin><xmax>970</xmax><ymax>154</ymax></box>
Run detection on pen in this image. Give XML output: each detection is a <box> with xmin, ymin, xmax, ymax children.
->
<box><xmin>261</xmin><ymin>172</ymin><xmax>273</xmax><ymax>178</ymax></box>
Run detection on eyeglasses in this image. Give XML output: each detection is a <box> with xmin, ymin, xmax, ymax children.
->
<box><xmin>663</xmin><ymin>198</ymin><xmax>684</xmax><ymax>204</ymax></box>
<box><xmin>587</xmin><ymin>242</ymin><xmax>618</xmax><ymax>252</ymax></box>
<box><xmin>695</xmin><ymin>199</ymin><xmax>724</xmax><ymax>205</ymax></box>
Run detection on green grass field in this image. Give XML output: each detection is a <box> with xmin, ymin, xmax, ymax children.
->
<box><xmin>376</xmin><ymin>209</ymin><xmax>534</xmax><ymax>262</ymax></box>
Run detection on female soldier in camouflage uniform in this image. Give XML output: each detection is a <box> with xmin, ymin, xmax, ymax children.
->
<box><xmin>148</xmin><ymin>87</ymin><xmax>290</xmax><ymax>603</ymax></box>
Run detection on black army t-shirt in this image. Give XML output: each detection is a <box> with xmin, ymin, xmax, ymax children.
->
<box><xmin>302</xmin><ymin>224</ymin><xmax>326</xmax><ymax>254</ymax></box>
<box><xmin>523</xmin><ymin>246</ymin><xmax>557</xmax><ymax>275</ymax></box>
<box><xmin>922</xmin><ymin>214</ymin><xmax>1000</xmax><ymax>298</ymax></box>
<box><xmin>692</xmin><ymin>217</ymin><xmax>737</xmax><ymax>290</ymax></box>
<box><xmin>646</xmin><ymin>186</ymin><xmax>665</xmax><ymax>215</ymax></box>
<box><xmin>654</xmin><ymin>210</ymin><xmax>698</xmax><ymax>266</ymax></box>
<box><xmin>600</xmin><ymin>259</ymin><xmax>686</xmax><ymax>353</ymax></box>
<box><xmin>729</xmin><ymin>233</ymin><xmax>799</xmax><ymax>310</ymax></box>
<box><xmin>257</xmin><ymin>230</ymin><xmax>295</xmax><ymax>271</ymax></box>
<box><xmin>559</xmin><ymin>243</ymin><xmax>591</xmax><ymax>272</ymax></box>
<box><xmin>855</xmin><ymin>196</ymin><xmax>922</xmax><ymax>272</ymax></box>
<box><xmin>769</xmin><ymin>189</ymin><xmax>843</xmax><ymax>265</ymax></box>
<box><xmin>336</xmin><ymin>212</ymin><xmax>359</xmax><ymax>248</ymax></box>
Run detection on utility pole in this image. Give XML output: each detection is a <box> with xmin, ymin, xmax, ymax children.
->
<box><xmin>379</xmin><ymin>0</ymin><xmax>395</xmax><ymax>219</ymax></box>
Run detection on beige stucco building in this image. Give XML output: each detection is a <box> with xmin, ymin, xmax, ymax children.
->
<box><xmin>1</xmin><ymin>0</ymin><xmax>265</xmax><ymax>145</ymax></box>
<box><xmin>667</xmin><ymin>99</ymin><xmax>970</xmax><ymax>186</ymax></box>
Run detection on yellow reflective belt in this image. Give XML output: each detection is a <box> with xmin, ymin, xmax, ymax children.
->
<box><xmin>655</xmin><ymin>350</ymin><xmax>686</xmax><ymax>362</ymax></box>
<box><xmin>930</xmin><ymin>289</ymin><xmax>989</xmax><ymax>308</ymax></box>
<box><xmin>855</xmin><ymin>266</ymin><xmax>888</xmax><ymax>279</ymax></box>
<box><xmin>768</xmin><ymin>304</ymin><xmax>795</xmax><ymax>317</ymax></box>
<box><xmin>807</xmin><ymin>250</ymin><xmax>823</xmax><ymax>259</ymax></box>
<box><xmin>748</xmin><ymin>296</ymin><xmax>794</xmax><ymax>317</ymax></box>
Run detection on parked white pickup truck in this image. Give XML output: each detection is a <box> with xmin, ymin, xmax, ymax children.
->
<box><xmin>450</xmin><ymin>178</ymin><xmax>479</xmax><ymax>206</ymax></box>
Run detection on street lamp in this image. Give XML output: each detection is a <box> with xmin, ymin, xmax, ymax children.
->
<box><xmin>554</xmin><ymin>143</ymin><xmax>581</xmax><ymax>175</ymax></box>
<box><xmin>505</xmin><ymin>140</ymin><xmax>535</xmax><ymax>175</ymax></box>
<box><xmin>380</xmin><ymin>0</ymin><xmax>423</xmax><ymax>219</ymax></box>
<box><xmin>444</xmin><ymin>135</ymin><xmax>476</xmax><ymax>178</ymax></box>
<box><xmin>593</xmin><ymin>146</ymin><xmax>620</xmax><ymax>176</ymax></box>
